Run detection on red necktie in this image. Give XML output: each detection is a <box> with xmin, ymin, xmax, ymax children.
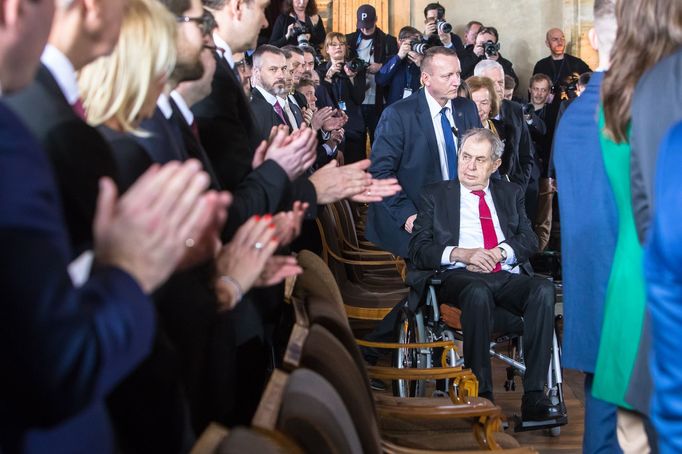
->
<box><xmin>472</xmin><ymin>190</ymin><xmax>501</xmax><ymax>272</ymax></box>
<box><xmin>72</xmin><ymin>98</ymin><xmax>86</xmax><ymax>121</ymax></box>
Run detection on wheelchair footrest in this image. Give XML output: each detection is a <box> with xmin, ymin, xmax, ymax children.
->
<box><xmin>511</xmin><ymin>414</ymin><xmax>568</xmax><ymax>432</ymax></box>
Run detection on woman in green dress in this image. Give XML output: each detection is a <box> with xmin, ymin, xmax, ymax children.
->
<box><xmin>592</xmin><ymin>0</ymin><xmax>682</xmax><ymax>436</ymax></box>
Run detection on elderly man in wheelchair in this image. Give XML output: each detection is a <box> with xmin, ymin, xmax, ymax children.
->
<box><xmin>403</xmin><ymin>128</ymin><xmax>566</xmax><ymax>427</ymax></box>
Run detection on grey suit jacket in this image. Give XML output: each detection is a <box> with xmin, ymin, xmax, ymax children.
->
<box><xmin>631</xmin><ymin>46</ymin><xmax>682</xmax><ymax>243</ymax></box>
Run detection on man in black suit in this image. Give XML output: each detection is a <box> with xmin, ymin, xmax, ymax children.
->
<box><xmin>409</xmin><ymin>128</ymin><xmax>562</xmax><ymax>421</ymax></box>
<box><xmin>367</xmin><ymin>46</ymin><xmax>482</xmax><ymax>259</ymax></box>
<box><xmin>474</xmin><ymin>60</ymin><xmax>535</xmax><ymax>195</ymax></box>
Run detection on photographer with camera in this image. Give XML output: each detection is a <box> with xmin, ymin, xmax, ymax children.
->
<box><xmin>269</xmin><ymin>0</ymin><xmax>326</xmax><ymax>49</ymax></box>
<box><xmin>376</xmin><ymin>26</ymin><xmax>426</xmax><ymax>107</ymax></box>
<box><xmin>317</xmin><ymin>32</ymin><xmax>368</xmax><ymax>163</ymax></box>
<box><xmin>460</xmin><ymin>26</ymin><xmax>518</xmax><ymax>84</ymax></box>
<box><xmin>346</xmin><ymin>4</ymin><xmax>398</xmax><ymax>146</ymax></box>
<box><xmin>422</xmin><ymin>2</ymin><xmax>464</xmax><ymax>52</ymax></box>
<box><xmin>532</xmin><ymin>28</ymin><xmax>591</xmax><ymax>104</ymax></box>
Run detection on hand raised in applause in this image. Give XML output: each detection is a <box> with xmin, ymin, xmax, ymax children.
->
<box><xmin>214</xmin><ymin>215</ymin><xmax>280</xmax><ymax>310</ymax></box>
<box><xmin>93</xmin><ymin>160</ymin><xmax>213</xmax><ymax>293</ymax></box>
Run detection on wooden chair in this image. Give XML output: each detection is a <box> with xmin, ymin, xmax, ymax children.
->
<box><xmin>315</xmin><ymin>207</ymin><xmax>407</xmax><ymax>321</ymax></box>
<box><xmin>190</xmin><ymin>424</ymin><xmax>302</xmax><ymax>454</ymax></box>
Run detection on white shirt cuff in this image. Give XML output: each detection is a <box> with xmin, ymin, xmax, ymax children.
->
<box><xmin>321</xmin><ymin>130</ymin><xmax>331</xmax><ymax>140</ymax></box>
<box><xmin>441</xmin><ymin>246</ymin><xmax>456</xmax><ymax>265</ymax></box>
<box><xmin>444</xmin><ymin>42</ymin><xmax>453</xmax><ymax>49</ymax></box>
<box><xmin>498</xmin><ymin>242</ymin><xmax>516</xmax><ymax>265</ymax></box>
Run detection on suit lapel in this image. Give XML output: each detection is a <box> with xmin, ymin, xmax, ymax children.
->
<box><xmin>416</xmin><ymin>89</ymin><xmax>440</xmax><ymax>164</ymax></box>
<box><xmin>490</xmin><ymin>179</ymin><xmax>511</xmax><ymax>238</ymax></box>
<box><xmin>450</xmin><ymin>99</ymin><xmax>465</xmax><ymax>143</ymax></box>
<box><xmin>36</xmin><ymin>65</ymin><xmax>71</xmax><ymax>110</ymax></box>
<box><xmin>444</xmin><ymin>181</ymin><xmax>461</xmax><ymax>246</ymax></box>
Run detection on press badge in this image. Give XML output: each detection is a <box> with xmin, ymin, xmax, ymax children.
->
<box><xmin>402</xmin><ymin>88</ymin><xmax>413</xmax><ymax>99</ymax></box>
<box><xmin>338</xmin><ymin>100</ymin><xmax>347</xmax><ymax>111</ymax></box>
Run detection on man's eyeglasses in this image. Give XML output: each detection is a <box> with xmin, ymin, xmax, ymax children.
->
<box><xmin>177</xmin><ymin>11</ymin><xmax>216</xmax><ymax>36</ymax></box>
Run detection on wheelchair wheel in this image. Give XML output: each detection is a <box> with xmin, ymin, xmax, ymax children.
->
<box><xmin>392</xmin><ymin>309</ymin><xmax>426</xmax><ymax>397</ymax></box>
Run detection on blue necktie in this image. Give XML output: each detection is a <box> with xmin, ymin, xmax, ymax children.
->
<box><xmin>440</xmin><ymin>107</ymin><xmax>457</xmax><ymax>180</ymax></box>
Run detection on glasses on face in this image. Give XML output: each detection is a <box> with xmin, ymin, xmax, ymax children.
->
<box><xmin>177</xmin><ymin>13</ymin><xmax>214</xmax><ymax>36</ymax></box>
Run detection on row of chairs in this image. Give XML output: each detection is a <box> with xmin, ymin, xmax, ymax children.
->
<box><xmin>190</xmin><ymin>251</ymin><xmax>538</xmax><ymax>453</ymax></box>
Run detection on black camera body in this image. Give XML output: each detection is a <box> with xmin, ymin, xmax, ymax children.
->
<box><xmin>291</xmin><ymin>22</ymin><xmax>310</xmax><ymax>39</ymax></box>
<box><xmin>297</xmin><ymin>34</ymin><xmax>311</xmax><ymax>49</ymax></box>
<box><xmin>522</xmin><ymin>103</ymin><xmax>535</xmax><ymax>116</ymax></box>
<box><xmin>345</xmin><ymin>57</ymin><xmax>369</xmax><ymax>73</ymax></box>
<box><xmin>410</xmin><ymin>39</ymin><xmax>431</xmax><ymax>55</ymax></box>
<box><xmin>483</xmin><ymin>40</ymin><xmax>500</xmax><ymax>57</ymax></box>
<box><xmin>551</xmin><ymin>72</ymin><xmax>580</xmax><ymax>100</ymax></box>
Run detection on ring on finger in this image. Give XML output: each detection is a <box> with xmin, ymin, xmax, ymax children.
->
<box><xmin>254</xmin><ymin>241</ymin><xmax>265</xmax><ymax>250</ymax></box>
<box><xmin>185</xmin><ymin>238</ymin><xmax>195</xmax><ymax>248</ymax></box>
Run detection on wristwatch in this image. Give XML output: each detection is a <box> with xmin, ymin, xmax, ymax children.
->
<box><xmin>498</xmin><ymin>246</ymin><xmax>507</xmax><ymax>262</ymax></box>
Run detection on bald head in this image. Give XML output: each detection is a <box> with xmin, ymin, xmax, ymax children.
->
<box><xmin>545</xmin><ymin>28</ymin><xmax>566</xmax><ymax>58</ymax></box>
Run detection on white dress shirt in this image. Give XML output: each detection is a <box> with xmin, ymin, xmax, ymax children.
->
<box><xmin>254</xmin><ymin>85</ymin><xmax>279</xmax><ymax>107</ymax></box>
<box><xmin>424</xmin><ymin>88</ymin><xmax>459</xmax><ymax>180</ymax></box>
<box><xmin>156</xmin><ymin>93</ymin><xmax>173</xmax><ymax>120</ymax></box>
<box><xmin>170</xmin><ymin>90</ymin><xmax>194</xmax><ymax>126</ymax></box>
<box><xmin>441</xmin><ymin>183</ymin><xmax>518</xmax><ymax>273</ymax></box>
<box><xmin>212</xmin><ymin>33</ymin><xmax>235</xmax><ymax>69</ymax></box>
<box><xmin>41</xmin><ymin>44</ymin><xmax>80</xmax><ymax>105</ymax></box>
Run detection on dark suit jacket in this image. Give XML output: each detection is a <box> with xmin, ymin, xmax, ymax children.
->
<box><xmin>0</xmin><ymin>102</ymin><xmax>153</xmax><ymax>453</ymax></box>
<box><xmin>409</xmin><ymin>178</ymin><xmax>537</xmax><ymax>272</ymax></box>
<box><xmin>498</xmin><ymin>99</ymin><xmax>534</xmax><ymax>189</ymax></box>
<box><xmin>316</xmin><ymin>61</ymin><xmax>367</xmax><ymax>138</ymax></box>
<box><xmin>269</xmin><ymin>13</ymin><xmax>326</xmax><ymax>48</ymax></box>
<box><xmin>552</xmin><ymin>71</ymin><xmax>617</xmax><ymax>374</ymax></box>
<box><xmin>425</xmin><ymin>32</ymin><xmax>465</xmax><ymax>54</ymax></box>
<box><xmin>193</xmin><ymin>53</ymin><xmax>317</xmax><ymax>220</ymax></box>
<box><xmin>4</xmin><ymin>65</ymin><xmax>118</xmax><ymax>256</ymax></box>
<box><xmin>405</xmin><ymin>178</ymin><xmax>537</xmax><ymax>311</ymax></box>
<box><xmin>366</xmin><ymin>89</ymin><xmax>482</xmax><ymax>258</ymax></box>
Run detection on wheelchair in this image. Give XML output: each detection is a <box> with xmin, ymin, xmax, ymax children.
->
<box><xmin>391</xmin><ymin>274</ymin><xmax>567</xmax><ymax>435</ymax></box>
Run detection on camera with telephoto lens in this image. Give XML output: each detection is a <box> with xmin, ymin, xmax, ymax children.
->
<box><xmin>297</xmin><ymin>34</ymin><xmax>311</xmax><ymax>49</ymax></box>
<box><xmin>483</xmin><ymin>40</ymin><xmax>500</xmax><ymax>57</ymax></box>
<box><xmin>436</xmin><ymin>19</ymin><xmax>452</xmax><ymax>34</ymax></box>
<box><xmin>522</xmin><ymin>103</ymin><xmax>535</xmax><ymax>116</ymax></box>
<box><xmin>410</xmin><ymin>39</ymin><xmax>431</xmax><ymax>55</ymax></box>
<box><xmin>345</xmin><ymin>57</ymin><xmax>370</xmax><ymax>73</ymax></box>
<box><xmin>291</xmin><ymin>22</ymin><xmax>309</xmax><ymax>39</ymax></box>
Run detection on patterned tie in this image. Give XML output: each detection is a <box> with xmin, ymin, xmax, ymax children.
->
<box><xmin>273</xmin><ymin>100</ymin><xmax>288</xmax><ymax>126</ymax></box>
<box><xmin>282</xmin><ymin>100</ymin><xmax>299</xmax><ymax>130</ymax></box>
<box><xmin>440</xmin><ymin>107</ymin><xmax>457</xmax><ymax>180</ymax></box>
<box><xmin>72</xmin><ymin>98</ymin><xmax>86</xmax><ymax>121</ymax></box>
<box><xmin>471</xmin><ymin>190</ymin><xmax>501</xmax><ymax>272</ymax></box>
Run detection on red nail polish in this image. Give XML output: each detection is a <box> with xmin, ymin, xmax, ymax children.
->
<box><xmin>269</xmin><ymin>223</ymin><xmax>275</xmax><ymax>229</ymax></box>
<box><xmin>254</xmin><ymin>215</ymin><xmax>260</xmax><ymax>221</ymax></box>
<box><xmin>273</xmin><ymin>236</ymin><xmax>279</xmax><ymax>242</ymax></box>
<box><xmin>263</xmin><ymin>214</ymin><xmax>272</xmax><ymax>220</ymax></box>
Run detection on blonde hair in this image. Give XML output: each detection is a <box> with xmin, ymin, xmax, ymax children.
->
<box><xmin>78</xmin><ymin>0</ymin><xmax>177</xmax><ymax>135</ymax></box>
<box><xmin>466</xmin><ymin>76</ymin><xmax>499</xmax><ymax>118</ymax></box>
<box><xmin>321</xmin><ymin>32</ymin><xmax>347</xmax><ymax>61</ymax></box>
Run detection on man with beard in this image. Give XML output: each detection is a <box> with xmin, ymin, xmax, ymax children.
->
<box><xmin>251</xmin><ymin>45</ymin><xmax>296</xmax><ymax>137</ymax></box>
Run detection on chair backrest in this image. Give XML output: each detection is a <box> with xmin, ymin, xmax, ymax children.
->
<box><xmin>278</xmin><ymin>369</ymin><xmax>364</xmax><ymax>454</ymax></box>
<box><xmin>296</xmin><ymin>324</ymin><xmax>382</xmax><ymax>454</ymax></box>
<box><xmin>216</xmin><ymin>427</ymin><xmax>302</xmax><ymax>454</ymax></box>
<box><xmin>293</xmin><ymin>250</ymin><xmax>371</xmax><ymax>374</ymax></box>
<box><xmin>315</xmin><ymin>205</ymin><xmax>352</xmax><ymax>282</ymax></box>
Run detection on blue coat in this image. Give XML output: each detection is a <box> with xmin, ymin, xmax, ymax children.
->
<box><xmin>645</xmin><ymin>121</ymin><xmax>682</xmax><ymax>454</ymax></box>
<box><xmin>375</xmin><ymin>54</ymin><xmax>422</xmax><ymax>107</ymax></box>
<box><xmin>0</xmin><ymin>102</ymin><xmax>155</xmax><ymax>453</ymax></box>
<box><xmin>553</xmin><ymin>71</ymin><xmax>618</xmax><ymax>372</ymax></box>
<box><xmin>366</xmin><ymin>89</ymin><xmax>481</xmax><ymax>258</ymax></box>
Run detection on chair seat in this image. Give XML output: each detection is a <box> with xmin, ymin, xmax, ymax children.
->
<box><xmin>374</xmin><ymin>395</ymin><xmax>499</xmax><ymax>420</ymax></box>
